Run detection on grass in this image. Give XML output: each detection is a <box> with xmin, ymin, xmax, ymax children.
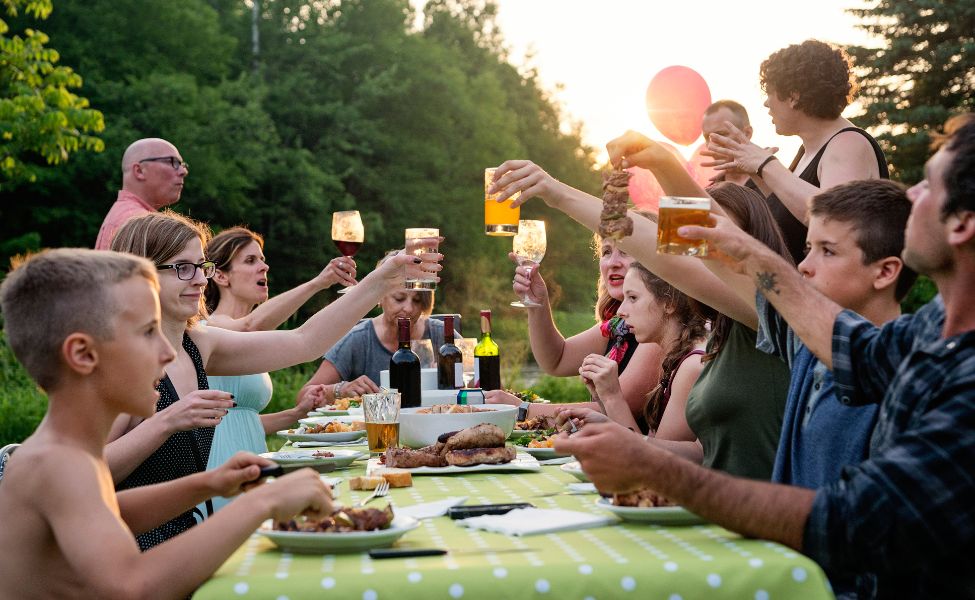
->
<box><xmin>0</xmin><ymin>333</ymin><xmax>48</xmax><ymax>446</ymax></box>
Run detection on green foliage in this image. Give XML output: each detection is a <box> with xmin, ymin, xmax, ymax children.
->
<box><xmin>901</xmin><ymin>274</ymin><xmax>938</xmax><ymax>314</ymax></box>
<box><xmin>0</xmin><ymin>330</ymin><xmax>47</xmax><ymax>445</ymax></box>
<box><xmin>846</xmin><ymin>0</ymin><xmax>975</xmax><ymax>183</ymax></box>
<box><xmin>0</xmin><ymin>0</ymin><xmax>104</xmax><ymax>189</ymax></box>
<box><xmin>529</xmin><ymin>374</ymin><xmax>589</xmax><ymax>404</ymax></box>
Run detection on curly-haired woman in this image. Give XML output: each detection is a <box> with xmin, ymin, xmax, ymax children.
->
<box><xmin>705</xmin><ymin>39</ymin><xmax>889</xmax><ymax>263</ymax></box>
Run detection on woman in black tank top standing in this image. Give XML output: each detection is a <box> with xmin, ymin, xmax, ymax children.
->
<box><xmin>705</xmin><ymin>40</ymin><xmax>889</xmax><ymax>264</ymax></box>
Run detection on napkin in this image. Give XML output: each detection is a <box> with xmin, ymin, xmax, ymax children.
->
<box><xmin>456</xmin><ymin>508</ymin><xmax>615</xmax><ymax>536</ymax></box>
<box><xmin>396</xmin><ymin>496</ymin><xmax>468</xmax><ymax>520</ymax></box>
<box><xmin>567</xmin><ymin>482</ymin><xmax>597</xmax><ymax>494</ymax></box>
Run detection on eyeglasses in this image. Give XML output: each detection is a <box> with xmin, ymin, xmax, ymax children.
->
<box><xmin>139</xmin><ymin>156</ymin><xmax>189</xmax><ymax>171</ymax></box>
<box><xmin>157</xmin><ymin>261</ymin><xmax>216</xmax><ymax>280</ymax></box>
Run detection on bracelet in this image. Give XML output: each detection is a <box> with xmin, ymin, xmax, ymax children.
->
<box><xmin>333</xmin><ymin>381</ymin><xmax>346</xmax><ymax>399</ymax></box>
<box><xmin>756</xmin><ymin>155</ymin><xmax>777</xmax><ymax>178</ymax></box>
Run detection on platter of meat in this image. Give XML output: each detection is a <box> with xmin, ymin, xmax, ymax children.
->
<box><xmin>369</xmin><ymin>424</ymin><xmax>541</xmax><ymax>475</ymax></box>
<box><xmin>259</xmin><ymin>505</ymin><xmax>419</xmax><ymax>553</ymax></box>
<box><xmin>594</xmin><ymin>492</ymin><xmax>705</xmax><ymax>525</ymax></box>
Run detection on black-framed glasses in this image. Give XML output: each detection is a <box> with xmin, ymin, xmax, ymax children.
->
<box><xmin>157</xmin><ymin>261</ymin><xmax>216</xmax><ymax>280</ymax></box>
<box><xmin>139</xmin><ymin>156</ymin><xmax>189</xmax><ymax>171</ymax></box>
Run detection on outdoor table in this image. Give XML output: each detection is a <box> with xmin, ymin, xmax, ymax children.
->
<box><xmin>194</xmin><ymin>448</ymin><xmax>834</xmax><ymax>599</ymax></box>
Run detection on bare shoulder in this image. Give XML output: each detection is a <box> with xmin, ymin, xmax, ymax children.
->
<box><xmin>187</xmin><ymin>322</ymin><xmax>217</xmax><ymax>365</ymax></box>
<box><xmin>825</xmin><ymin>130</ymin><xmax>879</xmax><ymax>160</ymax></box>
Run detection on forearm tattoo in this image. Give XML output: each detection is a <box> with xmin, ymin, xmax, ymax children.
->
<box><xmin>755</xmin><ymin>271</ymin><xmax>780</xmax><ymax>295</ymax></box>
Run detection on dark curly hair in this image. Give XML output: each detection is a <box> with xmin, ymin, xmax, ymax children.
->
<box><xmin>939</xmin><ymin>114</ymin><xmax>975</xmax><ymax>219</ymax></box>
<box><xmin>760</xmin><ymin>40</ymin><xmax>856</xmax><ymax>120</ymax></box>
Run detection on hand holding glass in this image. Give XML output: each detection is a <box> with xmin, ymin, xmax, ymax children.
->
<box><xmin>363</xmin><ymin>391</ymin><xmax>400</xmax><ymax>454</ymax></box>
<box><xmin>404</xmin><ymin>228</ymin><xmax>439</xmax><ymax>290</ymax></box>
<box><xmin>331</xmin><ymin>211</ymin><xmax>365</xmax><ymax>294</ymax></box>
<box><xmin>511</xmin><ymin>220</ymin><xmax>546</xmax><ymax>308</ymax></box>
<box><xmin>485</xmin><ymin>168</ymin><xmax>521</xmax><ymax>236</ymax></box>
<box><xmin>656</xmin><ymin>197</ymin><xmax>712</xmax><ymax>256</ymax></box>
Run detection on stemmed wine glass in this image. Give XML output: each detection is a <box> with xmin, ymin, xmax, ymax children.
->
<box><xmin>331</xmin><ymin>211</ymin><xmax>364</xmax><ymax>294</ymax></box>
<box><xmin>510</xmin><ymin>220</ymin><xmax>546</xmax><ymax>308</ymax></box>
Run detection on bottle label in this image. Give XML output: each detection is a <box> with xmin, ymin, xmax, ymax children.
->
<box><xmin>454</xmin><ymin>363</ymin><xmax>463</xmax><ymax>388</ymax></box>
<box><xmin>473</xmin><ymin>357</ymin><xmax>481</xmax><ymax>388</ymax></box>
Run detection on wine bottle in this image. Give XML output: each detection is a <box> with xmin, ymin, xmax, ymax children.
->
<box><xmin>473</xmin><ymin>309</ymin><xmax>501</xmax><ymax>391</ymax></box>
<box><xmin>389</xmin><ymin>317</ymin><xmax>421</xmax><ymax>408</ymax></box>
<box><xmin>437</xmin><ymin>316</ymin><xmax>463</xmax><ymax>390</ymax></box>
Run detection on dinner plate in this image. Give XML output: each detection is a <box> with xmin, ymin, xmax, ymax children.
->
<box><xmin>258</xmin><ymin>515</ymin><xmax>420</xmax><ymax>554</ymax></box>
<box><xmin>594</xmin><ymin>497</ymin><xmax>705</xmax><ymax>525</ymax></box>
<box><xmin>507</xmin><ymin>429</ymin><xmax>542</xmax><ymax>443</ymax></box>
<box><xmin>560</xmin><ymin>461</ymin><xmax>590</xmax><ymax>482</ymax></box>
<box><xmin>260</xmin><ymin>449</ymin><xmax>364</xmax><ymax>469</ymax></box>
<box><xmin>276</xmin><ymin>428</ymin><xmax>367</xmax><ymax>443</ymax></box>
<box><xmin>517</xmin><ymin>445</ymin><xmax>572</xmax><ymax>460</ymax></box>
<box><xmin>308</xmin><ymin>409</ymin><xmax>349</xmax><ymax>417</ymax></box>
<box><xmin>366</xmin><ymin>452</ymin><xmax>541</xmax><ymax>476</ymax></box>
<box><xmin>298</xmin><ymin>415</ymin><xmax>365</xmax><ymax>427</ymax></box>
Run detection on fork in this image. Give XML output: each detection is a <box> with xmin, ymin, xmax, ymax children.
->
<box><xmin>355</xmin><ymin>479</ymin><xmax>390</xmax><ymax>507</ymax></box>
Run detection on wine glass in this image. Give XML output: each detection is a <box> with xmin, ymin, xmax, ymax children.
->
<box><xmin>331</xmin><ymin>211</ymin><xmax>364</xmax><ymax>294</ymax></box>
<box><xmin>510</xmin><ymin>220</ymin><xmax>546</xmax><ymax>308</ymax></box>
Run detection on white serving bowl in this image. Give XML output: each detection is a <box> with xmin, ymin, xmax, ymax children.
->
<box><xmin>398</xmin><ymin>404</ymin><xmax>518</xmax><ymax>449</ymax></box>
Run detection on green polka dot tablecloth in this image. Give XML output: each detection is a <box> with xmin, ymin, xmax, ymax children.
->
<box><xmin>195</xmin><ymin>456</ymin><xmax>834</xmax><ymax>600</ymax></box>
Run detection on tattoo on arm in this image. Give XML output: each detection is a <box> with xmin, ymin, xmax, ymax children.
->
<box><xmin>755</xmin><ymin>271</ymin><xmax>780</xmax><ymax>295</ymax></box>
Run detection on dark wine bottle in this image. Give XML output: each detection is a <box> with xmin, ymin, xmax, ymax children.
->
<box><xmin>437</xmin><ymin>315</ymin><xmax>463</xmax><ymax>390</ymax></box>
<box><xmin>389</xmin><ymin>317</ymin><xmax>421</xmax><ymax>408</ymax></box>
<box><xmin>473</xmin><ymin>309</ymin><xmax>501</xmax><ymax>391</ymax></box>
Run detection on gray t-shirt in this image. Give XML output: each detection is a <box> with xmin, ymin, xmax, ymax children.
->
<box><xmin>324</xmin><ymin>318</ymin><xmax>447</xmax><ymax>384</ymax></box>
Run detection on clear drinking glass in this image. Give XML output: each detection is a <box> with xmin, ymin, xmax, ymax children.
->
<box><xmin>656</xmin><ymin>196</ymin><xmax>712</xmax><ymax>256</ymax></box>
<box><xmin>510</xmin><ymin>220</ymin><xmax>546</xmax><ymax>308</ymax></box>
<box><xmin>404</xmin><ymin>228</ymin><xmax>439</xmax><ymax>290</ymax></box>
<box><xmin>331</xmin><ymin>211</ymin><xmax>365</xmax><ymax>294</ymax></box>
<box><xmin>484</xmin><ymin>168</ymin><xmax>521</xmax><ymax>236</ymax></box>
<box><xmin>455</xmin><ymin>337</ymin><xmax>477</xmax><ymax>387</ymax></box>
<box><xmin>363</xmin><ymin>391</ymin><xmax>401</xmax><ymax>454</ymax></box>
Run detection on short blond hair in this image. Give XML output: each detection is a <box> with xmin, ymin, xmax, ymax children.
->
<box><xmin>0</xmin><ymin>249</ymin><xmax>157</xmax><ymax>392</ymax></box>
<box><xmin>112</xmin><ymin>210</ymin><xmax>212</xmax><ymax>325</ymax></box>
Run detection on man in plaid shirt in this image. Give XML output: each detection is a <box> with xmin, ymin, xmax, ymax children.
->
<box><xmin>558</xmin><ymin>114</ymin><xmax>975</xmax><ymax>599</ymax></box>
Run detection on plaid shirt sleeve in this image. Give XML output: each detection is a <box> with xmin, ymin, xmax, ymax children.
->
<box><xmin>754</xmin><ymin>291</ymin><xmax>800</xmax><ymax>368</ymax></box>
<box><xmin>802</xmin><ymin>365</ymin><xmax>975</xmax><ymax>577</ymax></box>
<box><xmin>830</xmin><ymin>308</ymin><xmax>923</xmax><ymax>407</ymax></box>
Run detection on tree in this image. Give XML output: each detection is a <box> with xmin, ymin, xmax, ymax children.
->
<box><xmin>0</xmin><ymin>0</ymin><xmax>103</xmax><ymax>189</ymax></box>
<box><xmin>847</xmin><ymin>0</ymin><xmax>975</xmax><ymax>183</ymax></box>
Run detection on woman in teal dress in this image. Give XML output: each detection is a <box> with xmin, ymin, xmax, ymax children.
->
<box><xmin>202</xmin><ymin>227</ymin><xmax>354</xmax><ymax>510</ymax></box>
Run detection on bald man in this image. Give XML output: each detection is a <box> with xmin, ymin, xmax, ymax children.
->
<box><xmin>94</xmin><ymin>138</ymin><xmax>189</xmax><ymax>250</ymax></box>
<box><xmin>701</xmin><ymin>100</ymin><xmax>754</xmax><ymax>186</ymax></box>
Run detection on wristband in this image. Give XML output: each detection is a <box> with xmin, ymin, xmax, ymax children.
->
<box><xmin>333</xmin><ymin>381</ymin><xmax>346</xmax><ymax>399</ymax></box>
<box><xmin>756</xmin><ymin>155</ymin><xmax>777</xmax><ymax>178</ymax></box>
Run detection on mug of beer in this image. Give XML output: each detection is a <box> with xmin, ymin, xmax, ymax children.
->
<box><xmin>656</xmin><ymin>196</ymin><xmax>712</xmax><ymax>256</ymax></box>
<box><xmin>484</xmin><ymin>168</ymin><xmax>521</xmax><ymax>236</ymax></box>
<box><xmin>363</xmin><ymin>391</ymin><xmax>401</xmax><ymax>454</ymax></box>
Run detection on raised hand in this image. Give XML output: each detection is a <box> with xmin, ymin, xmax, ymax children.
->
<box><xmin>579</xmin><ymin>353</ymin><xmax>623</xmax><ymax>401</ymax></box>
<box><xmin>605</xmin><ymin>130</ymin><xmax>680</xmax><ymax>171</ymax></box>
<box><xmin>508</xmin><ymin>251</ymin><xmax>548</xmax><ymax>305</ymax></box>
<box><xmin>318</xmin><ymin>256</ymin><xmax>358</xmax><ymax>289</ymax></box>
<box><xmin>375</xmin><ymin>248</ymin><xmax>443</xmax><ymax>290</ymax></box>
<box><xmin>702</xmin><ymin>121</ymin><xmax>778</xmax><ymax>176</ymax></box>
<box><xmin>488</xmin><ymin>160</ymin><xmax>563</xmax><ymax>208</ymax></box>
<box><xmin>155</xmin><ymin>389</ymin><xmax>234</xmax><ymax>433</ymax></box>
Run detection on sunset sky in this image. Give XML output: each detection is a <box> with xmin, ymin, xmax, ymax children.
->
<box><xmin>417</xmin><ymin>0</ymin><xmax>879</xmax><ymax>164</ymax></box>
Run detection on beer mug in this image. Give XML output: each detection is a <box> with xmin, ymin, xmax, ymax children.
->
<box><xmin>363</xmin><ymin>391</ymin><xmax>401</xmax><ymax>454</ymax></box>
<box><xmin>656</xmin><ymin>196</ymin><xmax>712</xmax><ymax>257</ymax></box>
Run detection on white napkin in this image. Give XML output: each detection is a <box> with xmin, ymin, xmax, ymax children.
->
<box><xmin>566</xmin><ymin>482</ymin><xmax>597</xmax><ymax>494</ymax></box>
<box><xmin>396</xmin><ymin>496</ymin><xmax>468</xmax><ymax>520</ymax></box>
<box><xmin>456</xmin><ymin>508</ymin><xmax>616</xmax><ymax>536</ymax></box>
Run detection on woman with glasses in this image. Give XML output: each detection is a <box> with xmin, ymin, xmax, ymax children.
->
<box><xmin>104</xmin><ymin>210</ymin><xmax>440</xmax><ymax>550</ymax></box>
<box><xmin>201</xmin><ymin>227</ymin><xmax>355</xmax><ymax>512</ymax></box>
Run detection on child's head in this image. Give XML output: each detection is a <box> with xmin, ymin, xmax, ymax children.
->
<box><xmin>618</xmin><ymin>262</ymin><xmax>711</xmax><ymax>432</ymax></box>
<box><xmin>204</xmin><ymin>227</ymin><xmax>266</xmax><ymax>314</ymax></box>
<box><xmin>0</xmin><ymin>249</ymin><xmax>159</xmax><ymax>392</ymax></box>
<box><xmin>804</xmin><ymin>179</ymin><xmax>916</xmax><ymax>308</ymax></box>
<box><xmin>112</xmin><ymin>210</ymin><xmax>213</xmax><ymax>325</ymax></box>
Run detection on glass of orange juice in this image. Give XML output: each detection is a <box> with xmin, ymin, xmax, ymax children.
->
<box><xmin>484</xmin><ymin>168</ymin><xmax>521</xmax><ymax>236</ymax></box>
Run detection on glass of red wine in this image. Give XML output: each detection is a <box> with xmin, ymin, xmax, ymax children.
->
<box><xmin>331</xmin><ymin>211</ymin><xmax>364</xmax><ymax>294</ymax></box>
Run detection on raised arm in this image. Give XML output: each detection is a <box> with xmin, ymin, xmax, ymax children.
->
<box><xmin>201</xmin><ymin>252</ymin><xmax>440</xmax><ymax>376</ymax></box>
<box><xmin>207</xmin><ymin>256</ymin><xmax>356</xmax><ymax>332</ymax></box>
<box><xmin>492</xmin><ymin>159</ymin><xmax>758</xmax><ymax>329</ymax></box>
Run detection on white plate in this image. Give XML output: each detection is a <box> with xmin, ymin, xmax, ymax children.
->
<box><xmin>260</xmin><ymin>449</ymin><xmax>364</xmax><ymax>469</ymax></box>
<box><xmin>595</xmin><ymin>497</ymin><xmax>705</xmax><ymax>525</ymax></box>
<box><xmin>308</xmin><ymin>409</ymin><xmax>349</xmax><ymax>417</ymax></box>
<box><xmin>560</xmin><ymin>461</ymin><xmax>589</xmax><ymax>482</ymax></box>
<box><xmin>277</xmin><ymin>428</ymin><xmax>367</xmax><ymax>443</ymax></box>
<box><xmin>258</xmin><ymin>515</ymin><xmax>419</xmax><ymax>554</ymax></box>
<box><xmin>298</xmin><ymin>415</ymin><xmax>365</xmax><ymax>426</ymax></box>
<box><xmin>517</xmin><ymin>445</ymin><xmax>572</xmax><ymax>460</ymax></box>
<box><xmin>367</xmin><ymin>452</ymin><xmax>541</xmax><ymax>476</ymax></box>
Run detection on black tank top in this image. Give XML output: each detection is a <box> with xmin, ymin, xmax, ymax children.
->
<box><xmin>765</xmin><ymin>127</ymin><xmax>889</xmax><ymax>264</ymax></box>
<box><xmin>116</xmin><ymin>332</ymin><xmax>213</xmax><ymax>551</ymax></box>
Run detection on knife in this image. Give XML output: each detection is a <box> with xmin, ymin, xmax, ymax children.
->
<box><xmin>368</xmin><ymin>547</ymin><xmax>540</xmax><ymax>559</ymax></box>
<box><xmin>249</xmin><ymin>461</ymin><xmax>337</xmax><ymax>484</ymax></box>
